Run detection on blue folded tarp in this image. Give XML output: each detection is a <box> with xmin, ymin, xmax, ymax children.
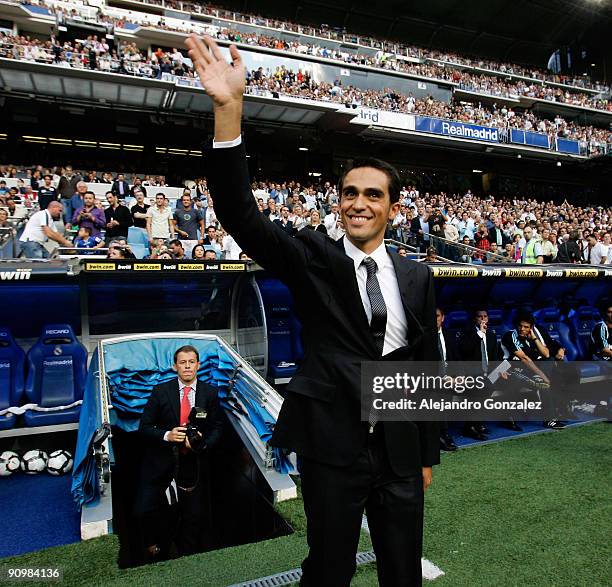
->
<box><xmin>72</xmin><ymin>337</ymin><xmax>290</xmax><ymax>508</ymax></box>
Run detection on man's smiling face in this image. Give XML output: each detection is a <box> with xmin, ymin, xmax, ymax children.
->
<box><xmin>340</xmin><ymin>167</ymin><xmax>399</xmax><ymax>253</ymax></box>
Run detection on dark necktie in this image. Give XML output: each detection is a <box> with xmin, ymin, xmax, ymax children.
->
<box><xmin>362</xmin><ymin>256</ymin><xmax>387</xmax><ymax>431</ymax></box>
<box><xmin>480</xmin><ymin>337</ymin><xmax>488</xmax><ymax>374</ymax></box>
<box><xmin>362</xmin><ymin>256</ymin><xmax>387</xmax><ymax>356</ymax></box>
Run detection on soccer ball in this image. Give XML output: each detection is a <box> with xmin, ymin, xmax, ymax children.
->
<box><xmin>46</xmin><ymin>450</ymin><xmax>73</xmax><ymax>476</ymax></box>
<box><xmin>0</xmin><ymin>451</ymin><xmax>21</xmax><ymax>477</ymax></box>
<box><xmin>20</xmin><ymin>450</ymin><xmax>48</xmax><ymax>474</ymax></box>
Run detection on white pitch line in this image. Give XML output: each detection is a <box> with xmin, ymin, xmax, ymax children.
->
<box><xmin>361</xmin><ymin>515</ymin><xmax>445</xmax><ymax>581</ymax></box>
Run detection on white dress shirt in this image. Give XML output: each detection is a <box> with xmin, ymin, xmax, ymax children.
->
<box><xmin>437</xmin><ymin>328</ymin><xmax>447</xmax><ymax>361</ymax></box>
<box><xmin>343</xmin><ymin>238</ymin><xmax>408</xmax><ymax>356</ymax></box>
<box><xmin>163</xmin><ymin>379</ymin><xmax>197</xmax><ymax>441</ymax></box>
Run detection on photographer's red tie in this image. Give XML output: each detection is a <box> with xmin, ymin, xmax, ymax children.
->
<box><xmin>180</xmin><ymin>386</ymin><xmax>191</xmax><ymax>426</ymax></box>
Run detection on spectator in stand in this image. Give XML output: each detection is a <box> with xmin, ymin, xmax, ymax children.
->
<box><xmin>86</xmin><ymin>171</ymin><xmax>101</xmax><ymax>183</ymax></box>
<box><xmin>324</xmin><ymin>202</ymin><xmax>341</xmax><ymax>232</ymax></box>
<box><xmin>0</xmin><ymin>209</ymin><xmax>13</xmax><ymax>230</ymax></box>
<box><xmin>104</xmin><ymin>191</ymin><xmax>133</xmax><ymax>243</ymax></box>
<box><xmin>305</xmin><ymin>209</ymin><xmax>327</xmax><ymax>234</ymax></box>
<box><xmin>222</xmin><ymin>231</ymin><xmax>242</xmax><ymax>259</ymax></box>
<box><xmin>168</xmin><ymin>238</ymin><xmax>187</xmax><ymax>259</ymax></box>
<box><xmin>274</xmin><ymin>206</ymin><xmax>295</xmax><ymax>236</ymax></box>
<box><xmin>202</xmin><ymin>225</ymin><xmax>219</xmax><ymax>247</ymax></box>
<box><xmin>540</xmin><ymin>229</ymin><xmax>557</xmax><ymax>263</ymax></box>
<box><xmin>473</xmin><ymin>224</ymin><xmax>490</xmax><ymax>261</ymax></box>
<box><xmin>129</xmin><ymin>177</ymin><xmax>147</xmax><ymax>199</ymax></box>
<box><xmin>599</xmin><ymin>233</ymin><xmax>611</xmax><ymax>264</ymax></box>
<box><xmin>521</xmin><ymin>226</ymin><xmax>543</xmax><ymax>264</ymax></box>
<box><xmin>111</xmin><ymin>173</ymin><xmax>130</xmax><ymax>199</ymax></box>
<box><xmin>485</xmin><ymin>242</ymin><xmax>504</xmax><ymax>262</ymax></box>
<box><xmin>38</xmin><ymin>174</ymin><xmax>57</xmax><ymax>210</ymax></box>
<box><xmin>556</xmin><ymin>230</ymin><xmax>581</xmax><ymax>263</ymax></box>
<box><xmin>73</xmin><ymin>225</ymin><xmax>104</xmax><ymax>253</ymax></box>
<box><xmin>131</xmin><ymin>189</ymin><xmax>150</xmax><ymax>229</ymax></box>
<box><xmin>146</xmin><ymin>193</ymin><xmax>173</xmax><ymax>243</ymax></box>
<box><xmin>19</xmin><ymin>201</ymin><xmax>72</xmax><ymax>258</ymax></box>
<box><xmin>57</xmin><ymin>165</ymin><xmax>81</xmax><ymax>219</ymax></box>
<box><xmin>191</xmin><ymin>244</ymin><xmax>206</xmax><ymax>259</ymax></box>
<box><xmin>66</xmin><ymin>181</ymin><xmax>88</xmax><ymax>229</ymax></box>
<box><xmin>4</xmin><ymin>197</ymin><xmax>27</xmax><ymax>221</ymax></box>
<box><xmin>173</xmin><ymin>193</ymin><xmax>205</xmax><ymax>256</ymax></box>
<box><xmin>72</xmin><ymin>191</ymin><xmax>106</xmax><ymax>237</ymax></box>
<box><xmin>204</xmin><ymin>249</ymin><xmax>218</xmax><ymax>261</ymax></box>
<box><xmin>0</xmin><ymin>180</ymin><xmax>7</xmax><ymax>197</ymax></box>
<box><xmin>101</xmin><ymin>172</ymin><xmax>113</xmax><ymax>183</ymax></box>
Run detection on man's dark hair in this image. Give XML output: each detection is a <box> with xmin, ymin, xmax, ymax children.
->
<box><xmin>168</xmin><ymin>238</ymin><xmax>183</xmax><ymax>248</ymax></box>
<box><xmin>569</xmin><ymin>230</ymin><xmax>579</xmax><ymax>241</ymax></box>
<box><xmin>337</xmin><ymin>157</ymin><xmax>401</xmax><ymax>204</ymax></box>
<box><xmin>513</xmin><ymin>311</ymin><xmax>535</xmax><ymax>328</ymax></box>
<box><xmin>84</xmin><ymin>190</ymin><xmax>95</xmax><ymax>197</ymax></box>
<box><xmin>79</xmin><ymin>226</ymin><xmax>92</xmax><ymax>235</ymax></box>
<box><xmin>174</xmin><ymin>344</ymin><xmax>199</xmax><ymax>364</ymax></box>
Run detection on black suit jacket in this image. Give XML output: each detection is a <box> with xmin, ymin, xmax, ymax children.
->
<box><xmin>273</xmin><ymin>218</ymin><xmax>295</xmax><ymax>236</ymax></box>
<box><xmin>488</xmin><ymin>227</ymin><xmax>508</xmax><ymax>247</ymax></box>
<box><xmin>209</xmin><ymin>143</ymin><xmax>439</xmax><ymax>476</ymax></box>
<box><xmin>111</xmin><ymin>180</ymin><xmax>130</xmax><ymax>198</ymax></box>
<box><xmin>137</xmin><ymin>378</ymin><xmax>223</xmax><ymax>513</ymax></box>
<box><xmin>459</xmin><ymin>327</ymin><xmax>500</xmax><ymax>365</ymax></box>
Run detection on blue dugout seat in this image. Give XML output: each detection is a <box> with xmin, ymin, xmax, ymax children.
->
<box><xmin>23</xmin><ymin>324</ymin><xmax>87</xmax><ymax>426</ymax></box>
<box><xmin>487</xmin><ymin>309</ymin><xmax>505</xmax><ymax>346</ymax></box>
<box><xmin>568</xmin><ymin>306</ymin><xmax>601</xmax><ymax>360</ymax></box>
<box><xmin>0</xmin><ymin>327</ymin><xmax>26</xmax><ymax>430</ymax></box>
<box><xmin>534</xmin><ymin>308</ymin><xmax>579</xmax><ymax>361</ymax></box>
<box><xmin>444</xmin><ymin>310</ymin><xmax>470</xmax><ymax>352</ymax></box>
<box><xmin>257</xmin><ymin>279</ymin><xmax>301</xmax><ymax>382</ymax></box>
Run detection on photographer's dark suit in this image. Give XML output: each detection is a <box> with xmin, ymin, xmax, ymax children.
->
<box><xmin>209</xmin><ymin>143</ymin><xmax>439</xmax><ymax>586</ymax></box>
<box><xmin>137</xmin><ymin>378</ymin><xmax>223</xmax><ymax>555</ymax></box>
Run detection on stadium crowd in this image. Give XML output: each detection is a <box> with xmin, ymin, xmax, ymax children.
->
<box><xmin>1</xmin><ymin>164</ymin><xmax>611</xmax><ymax>265</ymax></box>
<box><xmin>4</xmin><ymin>6</ymin><xmax>612</xmax><ymax>115</ymax></box>
<box><xmin>1</xmin><ymin>32</ymin><xmax>610</xmax><ymax>155</ymax></box>
<box><xmin>17</xmin><ymin>0</ymin><xmax>610</xmax><ymax>94</ymax></box>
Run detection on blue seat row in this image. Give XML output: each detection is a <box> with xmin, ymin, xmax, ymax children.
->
<box><xmin>0</xmin><ymin>325</ymin><xmax>87</xmax><ymax>431</ymax></box>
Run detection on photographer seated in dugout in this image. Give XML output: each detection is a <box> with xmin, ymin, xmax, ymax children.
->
<box><xmin>136</xmin><ymin>345</ymin><xmax>224</xmax><ymax>560</ymax></box>
<box><xmin>501</xmin><ymin>312</ymin><xmax>567</xmax><ymax>430</ymax></box>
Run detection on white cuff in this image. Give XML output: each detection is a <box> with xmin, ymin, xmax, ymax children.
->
<box><xmin>163</xmin><ymin>431</ymin><xmax>170</xmax><ymax>442</ymax></box>
<box><xmin>213</xmin><ymin>136</ymin><xmax>242</xmax><ymax>149</ymax></box>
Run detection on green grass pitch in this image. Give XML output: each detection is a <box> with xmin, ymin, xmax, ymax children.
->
<box><xmin>1</xmin><ymin>423</ymin><xmax>609</xmax><ymax>586</ymax></box>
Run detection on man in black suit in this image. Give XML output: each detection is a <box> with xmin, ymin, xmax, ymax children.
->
<box><xmin>436</xmin><ymin>307</ymin><xmax>458</xmax><ymax>452</ymax></box>
<box><xmin>186</xmin><ymin>35</ymin><xmax>439</xmax><ymax>586</ymax></box>
<box><xmin>111</xmin><ymin>173</ymin><xmax>131</xmax><ymax>199</ymax></box>
<box><xmin>137</xmin><ymin>345</ymin><xmax>224</xmax><ymax>558</ymax></box>
<box><xmin>274</xmin><ymin>205</ymin><xmax>296</xmax><ymax>236</ymax></box>
<box><xmin>458</xmin><ymin>309</ymin><xmax>502</xmax><ymax>438</ymax></box>
<box><xmin>487</xmin><ymin>216</ymin><xmax>508</xmax><ymax>249</ymax></box>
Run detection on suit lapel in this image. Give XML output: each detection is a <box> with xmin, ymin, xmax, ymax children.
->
<box><xmin>169</xmin><ymin>379</ymin><xmax>180</xmax><ymax>424</ymax></box>
<box><xmin>388</xmin><ymin>249</ymin><xmax>425</xmax><ymax>338</ymax></box>
<box><xmin>329</xmin><ymin>237</ymin><xmax>379</xmax><ymax>357</ymax></box>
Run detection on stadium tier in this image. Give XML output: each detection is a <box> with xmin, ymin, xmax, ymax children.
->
<box><xmin>0</xmin><ymin>1</ymin><xmax>611</xmax><ymax>585</ymax></box>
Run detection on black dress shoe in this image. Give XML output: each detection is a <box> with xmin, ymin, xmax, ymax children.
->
<box><xmin>440</xmin><ymin>434</ymin><xmax>458</xmax><ymax>452</ymax></box>
<box><xmin>462</xmin><ymin>424</ymin><xmax>488</xmax><ymax>441</ymax></box>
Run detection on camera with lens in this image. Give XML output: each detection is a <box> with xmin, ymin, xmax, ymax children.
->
<box><xmin>185</xmin><ymin>406</ymin><xmax>208</xmax><ymax>452</ymax></box>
